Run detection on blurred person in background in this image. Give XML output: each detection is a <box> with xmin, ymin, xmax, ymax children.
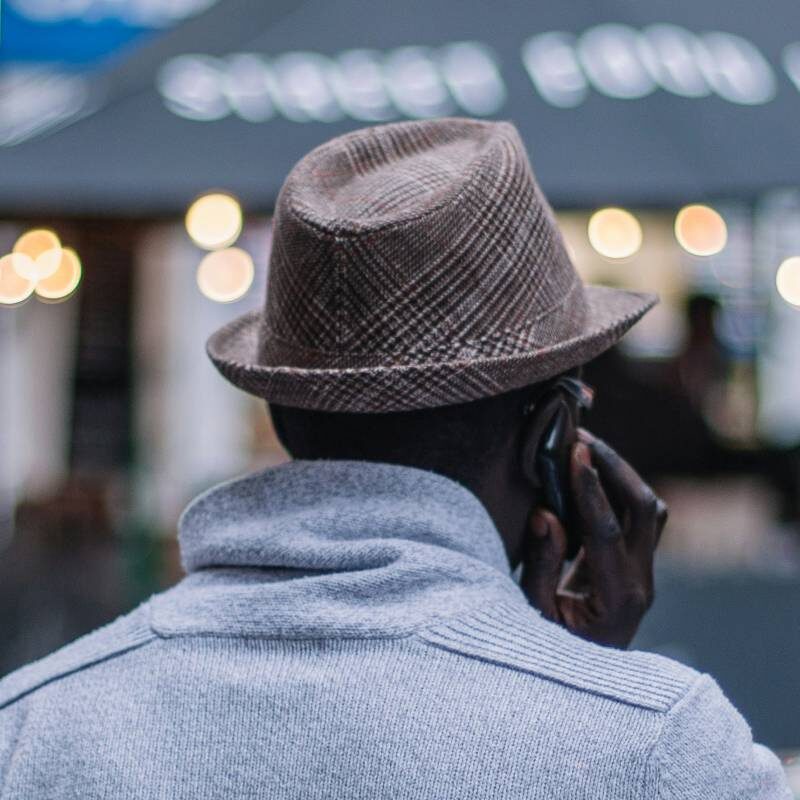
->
<box><xmin>0</xmin><ymin>119</ymin><xmax>791</xmax><ymax>798</ymax></box>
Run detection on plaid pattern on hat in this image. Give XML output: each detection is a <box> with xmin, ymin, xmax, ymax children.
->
<box><xmin>208</xmin><ymin>118</ymin><xmax>656</xmax><ymax>412</ymax></box>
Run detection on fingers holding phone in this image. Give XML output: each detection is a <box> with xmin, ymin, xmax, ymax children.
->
<box><xmin>522</xmin><ymin>429</ymin><xmax>667</xmax><ymax>649</ymax></box>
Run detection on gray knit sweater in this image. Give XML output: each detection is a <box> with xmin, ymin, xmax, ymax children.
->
<box><xmin>0</xmin><ymin>460</ymin><xmax>791</xmax><ymax>799</ymax></box>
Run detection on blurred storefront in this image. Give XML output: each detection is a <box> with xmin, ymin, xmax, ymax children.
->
<box><xmin>1</xmin><ymin>0</ymin><xmax>800</xmax><ymax>759</ymax></box>
<box><xmin>3</xmin><ymin>0</ymin><xmax>800</xmax><ymax>208</ymax></box>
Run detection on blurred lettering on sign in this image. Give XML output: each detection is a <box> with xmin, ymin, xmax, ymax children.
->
<box><xmin>158</xmin><ymin>42</ymin><xmax>506</xmax><ymax>123</ymax></box>
<box><xmin>157</xmin><ymin>25</ymin><xmax>794</xmax><ymax>124</ymax></box>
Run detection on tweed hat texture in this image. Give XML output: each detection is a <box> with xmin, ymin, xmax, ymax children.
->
<box><xmin>208</xmin><ymin>118</ymin><xmax>657</xmax><ymax>413</ymax></box>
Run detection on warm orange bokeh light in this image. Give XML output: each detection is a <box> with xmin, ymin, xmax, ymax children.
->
<box><xmin>675</xmin><ymin>205</ymin><xmax>727</xmax><ymax>256</ymax></box>
<box><xmin>35</xmin><ymin>248</ymin><xmax>82</xmax><ymax>301</ymax></box>
<box><xmin>13</xmin><ymin>229</ymin><xmax>62</xmax><ymax>280</ymax></box>
<box><xmin>185</xmin><ymin>193</ymin><xmax>243</xmax><ymax>250</ymax></box>
<box><xmin>776</xmin><ymin>256</ymin><xmax>800</xmax><ymax>307</ymax></box>
<box><xmin>587</xmin><ymin>208</ymin><xmax>643</xmax><ymax>259</ymax></box>
<box><xmin>196</xmin><ymin>247</ymin><xmax>254</xmax><ymax>302</ymax></box>
<box><xmin>0</xmin><ymin>254</ymin><xmax>36</xmax><ymax>305</ymax></box>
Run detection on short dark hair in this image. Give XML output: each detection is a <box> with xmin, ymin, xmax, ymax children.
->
<box><xmin>269</xmin><ymin>380</ymin><xmax>550</xmax><ymax>484</ymax></box>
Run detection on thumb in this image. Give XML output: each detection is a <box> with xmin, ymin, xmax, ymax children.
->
<box><xmin>521</xmin><ymin>508</ymin><xmax>567</xmax><ymax>620</ymax></box>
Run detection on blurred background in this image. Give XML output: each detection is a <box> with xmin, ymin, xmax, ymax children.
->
<box><xmin>1</xmin><ymin>0</ymin><xmax>799</xmax><ymax>783</ymax></box>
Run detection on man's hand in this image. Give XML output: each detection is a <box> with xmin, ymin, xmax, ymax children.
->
<box><xmin>521</xmin><ymin>429</ymin><xmax>667</xmax><ymax>648</ymax></box>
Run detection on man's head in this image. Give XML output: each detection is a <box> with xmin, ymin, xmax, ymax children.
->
<box><xmin>269</xmin><ymin>376</ymin><xmax>562</xmax><ymax>567</ymax></box>
<box><xmin>207</xmin><ymin>118</ymin><xmax>655</xmax><ymax>414</ymax></box>
<box><xmin>206</xmin><ymin>118</ymin><xmax>656</xmax><ymax>561</ymax></box>
<box><xmin>203</xmin><ymin>117</ymin><xmax>663</xmax><ymax>648</ymax></box>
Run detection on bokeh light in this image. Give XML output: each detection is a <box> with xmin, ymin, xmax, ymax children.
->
<box><xmin>675</xmin><ymin>204</ymin><xmax>727</xmax><ymax>256</ymax></box>
<box><xmin>775</xmin><ymin>256</ymin><xmax>800</xmax><ymax>307</ymax></box>
<box><xmin>35</xmin><ymin>248</ymin><xmax>83</xmax><ymax>301</ymax></box>
<box><xmin>12</xmin><ymin>229</ymin><xmax>63</xmax><ymax>280</ymax></box>
<box><xmin>587</xmin><ymin>208</ymin><xmax>643</xmax><ymax>259</ymax></box>
<box><xmin>185</xmin><ymin>193</ymin><xmax>243</xmax><ymax>250</ymax></box>
<box><xmin>0</xmin><ymin>254</ymin><xmax>36</xmax><ymax>305</ymax></box>
<box><xmin>13</xmin><ymin>228</ymin><xmax>60</xmax><ymax>259</ymax></box>
<box><xmin>196</xmin><ymin>247</ymin><xmax>254</xmax><ymax>302</ymax></box>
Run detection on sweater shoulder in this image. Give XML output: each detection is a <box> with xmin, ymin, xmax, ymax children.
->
<box><xmin>0</xmin><ymin>603</ymin><xmax>157</xmax><ymax>711</ymax></box>
<box><xmin>417</xmin><ymin>599</ymin><xmax>699</xmax><ymax>713</ymax></box>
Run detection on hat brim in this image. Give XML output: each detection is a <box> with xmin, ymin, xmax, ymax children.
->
<box><xmin>207</xmin><ymin>286</ymin><xmax>657</xmax><ymax>413</ymax></box>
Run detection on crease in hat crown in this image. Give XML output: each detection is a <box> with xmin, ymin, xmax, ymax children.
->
<box><xmin>283</xmin><ymin>117</ymin><xmax>513</xmax><ymax>235</ymax></box>
<box><xmin>207</xmin><ymin>117</ymin><xmax>657</xmax><ymax>413</ymax></box>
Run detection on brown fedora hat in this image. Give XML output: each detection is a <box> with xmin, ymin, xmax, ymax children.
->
<box><xmin>208</xmin><ymin>118</ymin><xmax>656</xmax><ymax>413</ymax></box>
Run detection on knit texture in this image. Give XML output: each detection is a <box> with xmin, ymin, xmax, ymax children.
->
<box><xmin>0</xmin><ymin>460</ymin><xmax>791</xmax><ymax>799</ymax></box>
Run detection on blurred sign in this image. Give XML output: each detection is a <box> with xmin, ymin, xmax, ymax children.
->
<box><xmin>9</xmin><ymin>0</ymin><xmax>217</xmax><ymax>28</ymax></box>
<box><xmin>1</xmin><ymin>0</ymin><xmax>800</xmax><ymax>212</ymax></box>
<box><xmin>155</xmin><ymin>27</ymin><xmax>792</xmax><ymax>126</ymax></box>
<box><xmin>0</xmin><ymin>0</ymin><xmax>218</xmax><ymax>64</ymax></box>
<box><xmin>0</xmin><ymin>0</ymin><xmax>219</xmax><ymax>147</ymax></box>
<box><xmin>158</xmin><ymin>43</ymin><xmax>506</xmax><ymax>123</ymax></box>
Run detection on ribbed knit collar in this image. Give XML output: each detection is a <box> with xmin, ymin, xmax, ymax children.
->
<box><xmin>151</xmin><ymin>460</ymin><xmax>525</xmax><ymax>639</ymax></box>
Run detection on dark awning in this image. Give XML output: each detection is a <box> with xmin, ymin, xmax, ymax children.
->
<box><xmin>1</xmin><ymin>0</ymin><xmax>799</xmax><ymax>214</ymax></box>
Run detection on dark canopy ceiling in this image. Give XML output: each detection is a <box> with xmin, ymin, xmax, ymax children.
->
<box><xmin>2</xmin><ymin>0</ymin><xmax>799</xmax><ymax>215</ymax></box>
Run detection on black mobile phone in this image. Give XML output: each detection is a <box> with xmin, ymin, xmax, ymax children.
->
<box><xmin>537</xmin><ymin>403</ymin><xmax>574</xmax><ymax>525</ymax></box>
<box><xmin>522</xmin><ymin>377</ymin><xmax>593</xmax><ymax>560</ymax></box>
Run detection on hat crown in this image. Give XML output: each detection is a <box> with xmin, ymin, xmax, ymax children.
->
<box><xmin>261</xmin><ymin>118</ymin><xmax>586</xmax><ymax>368</ymax></box>
<box><xmin>286</xmin><ymin>119</ymin><xmax>497</xmax><ymax>231</ymax></box>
